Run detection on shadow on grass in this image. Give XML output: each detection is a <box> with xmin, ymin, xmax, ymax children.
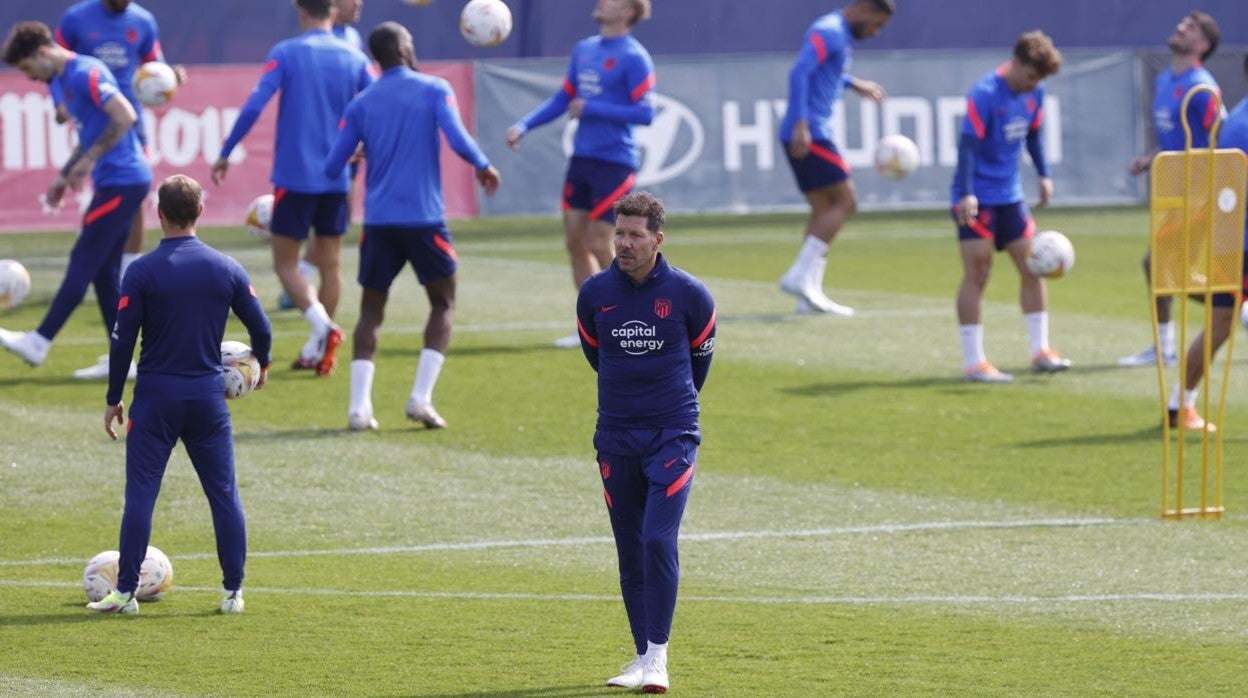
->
<box><xmin>377</xmin><ymin>344</ymin><xmax>560</xmax><ymax>360</ymax></box>
<box><xmin>779</xmin><ymin>375</ymin><xmax>968</xmax><ymax>397</ymax></box>
<box><xmin>414</xmin><ymin>686</ymin><xmax>610</xmax><ymax>698</ymax></box>
<box><xmin>1019</xmin><ymin>423</ymin><xmax>1248</xmax><ymax>448</ymax></box>
<box><xmin>0</xmin><ymin>372</ymin><xmax>97</xmax><ymax>389</ymax></box>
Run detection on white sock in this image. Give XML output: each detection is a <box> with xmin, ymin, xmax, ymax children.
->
<box><xmin>1168</xmin><ymin>385</ymin><xmax>1199</xmax><ymax>410</ymax></box>
<box><xmin>959</xmin><ymin>324</ymin><xmax>986</xmax><ymax>370</ymax></box>
<box><xmin>28</xmin><ymin>332</ymin><xmax>52</xmax><ymax>352</ymax></box>
<box><xmin>349</xmin><ymin>360</ymin><xmax>375</xmax><ymax>416</ymax></box>
<box><xmin>303</xmin><ymin>301</ymin><xmax>332</xmax><ymax>335</ymax></box>
<box><xmin>410</xmin><ymin>348</ymin><xmax>445</xmax><ymax>405</ymax></box>
<box><xmin>1159</xmin><ymin>322</ymin><xmax>1175</xmax><ymax>357</ymax></box>
<box><xmin>784</xmin><ymin>235</ymin><xmax>829</xmax><ymax>282</ymax></box>
<box><xmin>807</xmin><ymin>256</ymin><xmax>828</xmax><ymax>291</ymax></box>
<box><xmin>645</xmin><ymin>641</ymin><xmax>668</xmax><ymax>660</ymax></box>
<box><xmin>120</xmin><ymin>253</ymin><xmax>140</xmax><ymax>281</ymax></box>
<box><xmin>1024</xmin><ymin>311</ymin><xmax>1049</xmax><ymax>356</ymax></box>
<box><xmin>297</xmin><ymin>259</ymin><xmax>317</xmax><ymax>282</ymax></box>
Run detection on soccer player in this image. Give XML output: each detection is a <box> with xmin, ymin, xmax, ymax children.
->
<box><xmin>1165</xmin><ymin>53</ymin><xmax>1248</xmax><ymax>431</ymax></box>
<box><xmin>0</xmin><ymin>21</ymin><xmax>150</xmax><ymax>377</ymax></box>
<box><xmin>1119</xmin><ymin>12</ymin><xmax>1222</xmax><ymax>368</ymax></box>
<box><xmin>212</xmin><ymin>0</ymin><xmax>374</xmax><ymax>376</ymax></box>
<box><xmin>506</xmin><ymin>0</ymin><xmax>655</xmax><ymax>349</ymax></box>
<box><xmin>575</xmin><ymin>192</ymin><xmax>715</xmax><ymax>693</ymax></box>
<box><xmin>953</xmin><ymin>31</ymin><xmax>1068</xmax><ymax>383</ymax></box>
<box><xmin>325</xmin><ymin>22</ymin><xmax>500</xmax><ymax>431</ymax></box>
<box><xmin>88</xmin><ymin>174</ymin><xmax>272</xmax><ymax>615</ymax></box>
<box><xmin>52</xmin><ymin>0</ymin><xmax>188</xmax><ymax>379</ymax></box>
<box><xmin>777</xmin><ymin>0</ymin><xmax>893</xmax><ymax>316</ymax></box>
<box><xmin>277</xmin><ymin>0</ymin><xmax>366</xmax><ymax>313</ymax></box>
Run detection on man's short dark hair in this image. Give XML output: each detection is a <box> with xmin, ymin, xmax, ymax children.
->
<box><xmin>856</xmin><ymin>0</ymin><xmax>895</xmax><ymax>15</ymax></box>
<box><xmin>1189</xmin><ymin>11</ymin><xmax>1219</xmax><ymax>62</ymax></box>
<box><xmin>158</xmin><ymin>175</ymin><xmax>203</xmax><ymax>229</ymax></box>
<box><xmin>614</xmin><ymin>191</ymin><xmax>666</xmax><ymax>234</ymax></box>
<box><xmin>368</xmin><ymin>21</ymin><xmax>407</xmax><ymax>69</ymax></box>
<box><xmin>2</xmin><ymin>21</ymin><xmax>53</xmax><ymax>66</ymax></box>
<box><xmin>295</xmin><ymin>0</ymin><xmax>334</xmax><ymax>20</ymax></box>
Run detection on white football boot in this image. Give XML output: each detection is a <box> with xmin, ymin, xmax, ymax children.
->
<box><xmin>348</xmin><ymin>410</ymin><xmax>379</xmax><ymax>432</ymax></box>
<box><xmin>640</xmin><ymin>652</ymin><xmax>669</xmax><ymax>694</ymax></box>
<box><xmin>86</xmin><ymin>589</ymin><xmax>138</xmax><ymax>614</ymax></box>
<box><xmin>405</xmin><ymin>400</ymin><xmax>447</xmax><ymax>429</ymax></box>
<box><xmin>219</xmin><ymin>590</ymin><xmax>244</xmax><ymax>614</ymax></box>
<box><xmin>553</xmin><ymin>332</ymin><xmax>581</xmax><ymax>349</ymax></box>
<box><xmin>0</xmin><ymin>328</ymin><xmax>49</xmax><ymax>366</ymax></box>
<box><xmin>72</xmin><ymin>354</ymin><xmax>137</xmax><ymax>380</ymax></box>
<box><xmin>606</xmin><ymin>656</ymin><xmax>645</xmax><ymax>689</ymax></box>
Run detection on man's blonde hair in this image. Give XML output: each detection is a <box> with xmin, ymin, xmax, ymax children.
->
<box><xmin>627</xmin><ymin>0</ymin><xmax>652</xmax><ymax>26</ymax></box>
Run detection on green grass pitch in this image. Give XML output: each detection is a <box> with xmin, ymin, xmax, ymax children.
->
<box><xmin>2</xmin><ymin>206</ymin><xmax>1248</xmax><ymax>695</ymax></box>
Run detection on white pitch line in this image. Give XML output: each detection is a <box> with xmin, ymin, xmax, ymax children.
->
<box><xmin>3</xmin><ymin>580</ymin><xmax>1245</xmax><ymax>606</ymax></box>
<box><xmin>0</xmin><ymin>516</ymin><xmax>1139</xmax><ymax>568</ymax></box>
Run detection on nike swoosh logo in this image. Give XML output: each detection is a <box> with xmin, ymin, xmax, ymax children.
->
<box><xmin>601</xmin><ymin>305</ymin><xmax>619</xmax><ymax>312</ymax></box>
<box><xmin>663</xmin><ymin>457</ymin><xmax>679</xmax><ymax>469</ymax></box>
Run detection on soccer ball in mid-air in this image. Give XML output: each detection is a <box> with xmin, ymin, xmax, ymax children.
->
<box><xmin>1026</xmin><ymin>230</ymin><xmax>1076</xmax><ymax>279</ymax></box>
<box><xmin>221</xmin><ymin>340</ymin><xmax>261</xmax><ymax>399</ymax></box>
<box><xmin>131</xmin><ymin>62</ymin><xmax>178</xmax><ymax>107</ymax></box>
<box><xmin>873</xmin><ymin>134</ymin><xmax>920</xmax><ymax>180</ymax></box>
<box><xmin>0</xmin><ymin>259</ymin><xmax>31</xmax><ymax>309</ymax></box>
<box><xmin>460</xmin><ymin>0</ymin><xmax>512</xmax><ymax>48</ymax></box>
<box><xmin>82</xmin><ymin>546</ymin><xmax>174</xmax><ymax>602</ymax></box>
<box><xmin>244</xmin><ymin>194</ymin><xmax>274</xmax><ymax>241</ymax></box>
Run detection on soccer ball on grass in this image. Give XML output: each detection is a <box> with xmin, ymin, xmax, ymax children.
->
<box><xmin>83</xmin><ymin>546</ymin><xmax>174</xmax><ymax>602</ymax></box>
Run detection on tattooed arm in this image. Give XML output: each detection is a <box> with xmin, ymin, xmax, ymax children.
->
<box><xmin>48</xmin><ymin>97</ymin><xmax>137</xmax><ymax>207</ymax></box>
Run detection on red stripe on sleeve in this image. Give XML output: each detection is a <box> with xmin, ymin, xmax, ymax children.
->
<box><xmin>690</xmin><ymin>310</ymin><xmax>716</xmax><ymax>348</ymax></box>
<box><xmin>1203</xmin><ymin>93</ymin><xmax>1219</xmax><ymax>130</ymax></box>
<box><xmin>810</xmin><ymin>33</ymin><xmax>828</xmax><ymax>63</ymax></box>
<box><xmin>577</xmin><ymin>317</ymin><xmax>598</xmax><ymax>348</ymax></box>
<box><xmin>248</xmin><ymin>284</ymin><xmax>258</xmax><ymax>298</ymax></box>
<box><xmin>88</xmin><ymin>66</ymin><xmax>102</xmax><ymax>107</ymax></box>
<box><xmin>1030</xmin><ymin>107</ymin><xmax>1043</xmax><ymax>131</ymax></box>
<box><xmin>966</xmin><ymin>98</ymin><xmax>986</xmax><ymax>139</ymax></box>
<box><xmin>117</xmin><ymin>295</ymin><xmax>129</xmax><ymax>310</ymax></box>
<box><xmin>562</xmin><ymin>77</ymin><xmax>576</xmax><ymax>97</ymax></box>
<box><xmin>630</xmin><ymin>73</ymin><xmax>655</xmax><ymax>102</ymax></box>
<box><xmin>54</xmin><ymin>27</ymin><xmax>69</xmax><ymax>49</ymax></box>
<box><xmin>142</xmin><ymin>41</ymin><xmax>161</xmax><ymax>63</ymax></box>
<box><xmin>262</xmin><ymin>59</ymin><xmax>279</xmax><ymax>74</ymax></box>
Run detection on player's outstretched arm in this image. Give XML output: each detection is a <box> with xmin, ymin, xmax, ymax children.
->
<box><xmin>476</xmin><ymin>166</ymin><xmax>501</xmax><ymax>196</ymax></box>
<box><xmin>847</xmin><ymin>76</ymin><xmax>886</xmax><ymax>103</ymax></box>
<box><xmin>215</xmin><ymin>52</ymin><xmax>284</xmax><ymax>182</ymax></box>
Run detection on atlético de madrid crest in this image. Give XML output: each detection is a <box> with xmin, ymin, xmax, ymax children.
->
<box><xmin>654</xmin><ymin>299</ymin><xmax>671</xmax><ymax>318</ymax></box>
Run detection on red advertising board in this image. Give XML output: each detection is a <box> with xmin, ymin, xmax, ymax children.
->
<box><xmin>0</xmin><ymin>61</ymin><xmax>478</xmax><ymax>234</ymax></box>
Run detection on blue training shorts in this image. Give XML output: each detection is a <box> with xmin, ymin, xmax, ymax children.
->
<box><xmin>785</xmin><ymin>138</ymin><xmax>851</xmax><ymax>192</ymax></box>
<box><xmin>953</xmin><ymin>201</ymin><xmax>1035</xmax><ymax>251</ymax></box>
<box><xmin>563</xmin><ymin>157</ymin><xmax>636</xmax><ymax>222</ymax></box>
<box><xmin>358</xmin><ymin>224</ymin><xmax>457</xmax><ymax>290</ymax></box>
<box><xmin>270</xmin><ymin>188</ymin><xmax>348</xmax><ymax>240</ymax></box>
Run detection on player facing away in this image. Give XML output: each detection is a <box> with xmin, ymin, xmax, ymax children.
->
<box><xmin>575</xmin><ymin>192</ymin><xmax>716</xmax><ymax>693</ymax></box>
<box><xmin>1119</xmin><ymin>12</ymin><xmax>1222</xmax><ymax>368</ymax></box>
<box><xmin>89</xmin><ymin>175</ymin><xmax>272</xmax><ymax>615</ymax></box>
<box><xmin>0</xmin><ymin>22</ymin><xmax>151</xmax><ymax>377</ymax></box>
<box><xmin>778</xmin><ymin>0</ymin><xmax>893</xmax><ymax>316</ymax></box>
<box><xmin>53</xmin><ymin>0</ymin><xmax>189</xmax><ymax>380</ymax></box>
<box><xmin>324</xmin><ymin>22</ymin><xmax>501</xmax><ymax>431</ymax></box>
<box><xmin>506</xmin><ymin>0</ymin><xmax>655</xmax><ymax>349</ymax></box>
<box><xmin>1164</xmin><ymin>54</ymin><xmax>1248</xmax><ymax>432</ymax></box>
<box><xmin>274</xmin><ymin>0</ymin><xmax>368</xmax><ymax>312</ymax></box>
<box><xmin>953</xmin><ymin>32</ymin><xmax>1068</xmax><ymax>383</ymax></box>
<box><xmin>212</xmin><ymin>0</ymin><xmax>375</xmax><ymax>376</ymax></box>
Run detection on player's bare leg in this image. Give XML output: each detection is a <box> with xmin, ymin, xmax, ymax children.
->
<box><xmin>348</xmin><ymin>287</ymin><xmax>386</xmax><ymax>431</ymax></box>
<box><xmin>273</xmin><ymin>236</ymin><xmax>341</xmax><ymax>374</ymax></box>
<box><xmin>406</xmin><ymin>276</ymin><xmax>455</xmax><ymax>429</ymax></box>
<box><xmin>1169</xmin><ymin>306</ymin><xmax>1233</xmax><ymax>431</ymax></box>
<box><xmin>1121</xmin><ymin>250</ymin><xmax>1177</xmax><ymax>366</ymax></box>
<box><xmin>957</xmin><ymin>238</ymin><xmax>1011</xmax><ymax>382</ymax></box>
<box><xmin>783</xmin><ymin>181</ymin><xmax>856</xmax><ymax>316</ymax></box>
<box><xmin>556</xmin><ymin>209</ymin><xmax>600</xmax><ymax>347</ymax></box>
<box><xmin>1006</xmin><ymin>236</ymin><xmax>1068</xmax><ymax>373</ymax></box>
<box><xmin>310</xmin><ymin>234</ymin><xmax>342</xmax><ymax>318</ymax></box>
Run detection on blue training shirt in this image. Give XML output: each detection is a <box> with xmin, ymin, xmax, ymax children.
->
<box><xmin>325</xmin><ymin>66</ymin><xmax>490</xmax><ymax>227</ymax></box>
<box><xmin>576</xmin><ymin>254</ymin><xmax>716</xmax><ymax>431</ymax></box>
<box><xmin>779</xmin><ymin>10</ymin><xmax>854</xmax><ymax>144</ymax></box>
<box><xmin>333</xmin><ymin>23</ymin><xmax>363</xmax><ymax>52</ymax></box>
<box><xmin>1153</xmin><ymin>66</ymin><xmax>1220</xmax><ymax>151</ymax></box>
<box><xmin>219</xmin><ymin>29</ymin><xmax>375</xmax><ymax>193</ymax></box>
<box><xmin>951</xmin><ymin>66</ymin><xmax>1047</xmax><ymax>206</ymax></box>
<box><xmin>52</xmin><ymin>54</ymin><xmax>150</xmax><ymax>187</ymax></box>
<box><xmin>52</xmin><ymin>0</ymin><xmax>164</xmax><ymax>112</ymax></box>
<box><xmin>107</xmin><ymin>236</ymin><xmax>272</xmax><ymax>406</ymax></box>
<box><xmin>513</xmin><ymin>34</ymin><xmax>655</xmax><ymax>169</ymax></box>
<box><xmin>1218</xmin><ymin>97</ymin><xmax>1248</xmax><ymax>250</ymax></box>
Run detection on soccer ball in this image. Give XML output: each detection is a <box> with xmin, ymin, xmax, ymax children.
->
<box><xmin>1026</xmin><ymin>230</ymin><xmax>1076</xmax><ymax>279</ymax></box>
<box><xmin>460</xmin><ymin>0</ymin><xmax>512</xmax><ymax>48</ymax></box>
<box><xmin>873</xmin><ymin>134</ymin><xmax>920</xmax><ymax>180</ymax></box>
<box><xmin>82</xmin><ymin>546</ymin><xmax>174</xmax><ymax>602</ymax></box>
<box><xmin>0</xmin><ymin>259</ymin><xmax>31</xmax><ymax>309</ymax></box>
<box><xmin>244</xmin><ymin>194</ymin><xmax>274</xmax><ymax>241</ymax></box>
<box><xmin>131</xmin><ymin>62</ymin><xmax>178</xmax><ymax>107</ymax></box>
<box><xmin>221</xmin><ymin>340</ymin><xmax>261</xmax><ymax>399</ymax></box>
